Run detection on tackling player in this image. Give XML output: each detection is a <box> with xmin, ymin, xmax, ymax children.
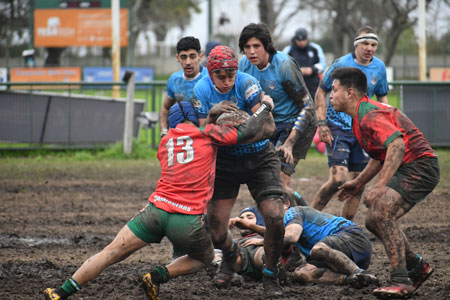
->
<box><xmin>43</xmin><ymin>96</ymin><xmax>276</xmax><ymax>300</ymax></box>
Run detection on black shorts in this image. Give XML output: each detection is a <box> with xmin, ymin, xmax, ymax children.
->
<box><xmin>271</xmin><ymin>121</ymin><xmax>317</xmax><ymax>176</ymax></box>
<box><xmin>387</xmin><ymin>156</ymin><xmax>440</xmax><ymax>206</ymax></box>
<box><xmin>213</xmin><ymin>143</ymin><xmax>283</xmax><ymax>202</ymax></box>
<box><xmin>308</xmin><ymin>225</ymin><xmax>372</xmax><ymax>270</ymax></box>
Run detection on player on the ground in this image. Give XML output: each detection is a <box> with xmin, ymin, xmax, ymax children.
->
<box><xmin>330</xmin><ymin>67</ymin><xmax>439</xmax><ymax>299</ymax></box>
<box><xmin>159</xmin><ymin>36</ymin><xmax>208</xmax><ymax>138</ymax></box>
<box><xmin>231</xmin><ymin>202</ymin><xmax>378</xmax><ymax>288</ymax></box>
<box><xmin>192</xmin><ymin>45</ymin><xmax>285</xmax><ymax>298</ymax></box>
<box><xmin>238</xmin><ymin>23</ymin><xmax>317</xmax><ymax>207</ymax></box>
<box><xmin>312</xmin><ymin>26</ymin><xmax>389</xmax><ymax>221</ymax></box>
<box><xmin>43</xmin><ymin>97</ymin><xmax>276</xmax><ymax>300</ymax></box>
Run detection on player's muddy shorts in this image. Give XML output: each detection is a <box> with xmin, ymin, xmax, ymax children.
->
<box><xmin>308</xmin><ymin>225</ymin><xmax>372</xmax><ymax>270</ymax></box>
<box><xmin>213</xmin><ymin>142</ymin><xmax>283</xmax><ymax>202</ymax></box>
<box><xmin>326</xmin><ymin>125</ymin><xmax>369</xmax><ymax>172</ymax></box>
<box><xmin>127</xmin><ymin>203</ymin><xmax>214</xmax><ymax>264</ymax></box>
<box><xmin>270</xmin><ymin>121</ymin><xmax>317</xmax><ymax>176</ymax></box>
<box><xmin>237</xmin><ymin>245</ymin><xmax>263</xmax><ymax>281</ymax></box>
<box><xmin>387</xmin><ymin>156</ymin><xmax>440</xmax><ymax>206</ymax></box>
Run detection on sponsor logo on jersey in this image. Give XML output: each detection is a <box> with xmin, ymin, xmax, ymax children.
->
<box><xmin>245</xmin><ymin>84</ymin><xmax>259</xmax><ymax>100</ymax></box>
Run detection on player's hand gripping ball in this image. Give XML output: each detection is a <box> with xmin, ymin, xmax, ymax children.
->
<box><xmin>216</xmin><ymin>109</ymin><xmax>250</xmax><ymax>126</ymax></box>
<box><xmin>216</xmin><ymin>100</ymin><xmax>250</xmax><ymax>126</ymax></box>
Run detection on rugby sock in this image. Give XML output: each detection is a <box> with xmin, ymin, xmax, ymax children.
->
<box><xmin>150</xmin><ymin>266</ymin><xmax>171</xmax><ymax>284</ymax></box>
<box><xmin>294</xmin><ymin>191</ymin><xmax>308</xmax><ymax>206</ymax></box>
<box><xmin>223</xmin><ymin>240</ymin><xmax>238</xmax><ymax>258</ymax></box>
<box><xmin>58</xmin><ymin>277</ymin><xmax>81</xmax><ymax>298</ymax></box>
<box><xmin>390</xmin><ymin>268</ymin><xmax>413</xmax><ymax>284</ymax></box>
<box><xmin>406</xmin><ymin>253</ymin><xmax>422</xmax><ymax>272</ymax></box>
<box><xmin>262</xmin><ymin>266</ymin><xmax>276</xmax><ymax>276</ymax></box>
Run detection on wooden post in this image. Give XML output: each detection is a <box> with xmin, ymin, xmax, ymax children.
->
<box><xmin>418</xmin><ymin>0</ymin><xmax>427</xmax><ymax>81</ymax></box>
<box><xmin>112</xmin><ymin>0</ymin><xmax>121</xmax><ymax>98</ymax></box>
<box><xmin>123</xmin><ymin>72</ymin><xmax>135</xmax><ymax>155</ymax></box>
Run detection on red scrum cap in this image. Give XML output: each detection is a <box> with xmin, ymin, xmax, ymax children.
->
<box><xmin>207</xmin><ymin>45</ymin><xmax>238</xmax><ymax>78</ymax></box>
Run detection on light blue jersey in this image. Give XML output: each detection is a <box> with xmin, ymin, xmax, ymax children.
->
<box><xmin>239</xmin><ymin>51</ymin><xmax>315</xmax><ymax>132</ymax></box>
<box><xmin>166</xmin><ymin>66</ymin><xmax>208</xmax><ymax>102</ymax></box>
<box><xmin>321</xmin><ymin>53</ymin><xmax>388</xmax><ymax>131</ymax></box>
<box><xmin>283</xmin><ymin>206</ymin><xmax>354</xmax><ymax>257</ymax></box>
<box><xmin>193</xmin><ymin>71</ymin><xmax>269</xmax><ymax>156</ymax></box>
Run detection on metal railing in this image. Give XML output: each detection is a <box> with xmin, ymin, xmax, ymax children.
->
<box><xmin>389</xmin><ymin>81</ymin><xmax>450</xmax><ymax>146</ymax></box>
<box><xmin>0</xmin><ymin>81</ymin><xmax>167</xmax><ymax>150</ymax></box>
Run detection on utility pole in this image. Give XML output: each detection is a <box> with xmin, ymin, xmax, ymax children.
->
<box><xmin>112</xmin><ymin>0</ymin><xmax>121</xmax><ymax>98</ymax></box>
<box><xmin>418</xmin><ymin>0</ymin><xmax>427</xmax><ymax>81</ymax></box>
<box><xmin>208</xmin><ymin>0</ymin><xmax>213</xmax><ymax>41</ymax></box>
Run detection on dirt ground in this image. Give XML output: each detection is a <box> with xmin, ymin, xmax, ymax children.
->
<box><xmin>1</xmin><ymin>159</ymin><xmax>449</xmax><ymax>300</ymax></box>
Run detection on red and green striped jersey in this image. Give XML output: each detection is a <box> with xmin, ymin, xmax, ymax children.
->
<box><xmin>149</xmin><ymin>123</ymin><xmax>238</xmax><ymax>215</ymax></box>
<box><xmin>352</xmin><ymin>97</ymin><xmax>436</xmax><ymax>164</ymax></box>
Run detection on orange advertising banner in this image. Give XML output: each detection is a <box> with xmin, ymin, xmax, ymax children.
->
<box><xmin>429</xmin><ymin>68</ymin><xmax>450</xmax><ymax>81</ymax></box>
<box><xmin>34</xmin><ymin>9</ymin><xmax>128</xmax><ymax>47</ymax></box>
<box><xmin>10</xmin><ymin>67</ymin><xmax>81</xmax><ymax>89</ymax></box>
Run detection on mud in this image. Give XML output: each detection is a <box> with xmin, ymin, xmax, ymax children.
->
<box><xmin>1</xmin><ymin>163</ymin><xmax>449</xmax><ymax>299</ymax></box>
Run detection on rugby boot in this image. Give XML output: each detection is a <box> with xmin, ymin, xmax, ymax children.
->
<box><xmin>215</xmin><ymin>242</ymin><xmax>238</xmax><ymax>288</ymax></box>
<box><xmin>43</xmin><ymin>288</ymin><xmax>66</xmax><ymax>300</ymax></box>
<box><xmin>262</xmin><ymin>267</ymin><xmax>283</xmax><ymax>298</ymax></box>
<box><xmin>141</xmin><ymin>273</ymin><xmax>160</xmax><ymax>300</ymax></box>
<box><xmin>408</xmin><ymin>256</ymin><xmax>434</xmax><ymax>291</ymax></box>
<box><xmin>345</xmin><ymin>269</ymin><xmax>380</xmax><ymax>288</ymax></box>
<box><xmin>373</xmin><ymin>283</ymin><xmax>415</xmax><ymax>299</ymax></box>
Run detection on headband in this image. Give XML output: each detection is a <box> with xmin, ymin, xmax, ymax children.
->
<box><xmin>353</xmin><ymin>33</ymin><xmax>378</xmax><ymax>46</ymax></box>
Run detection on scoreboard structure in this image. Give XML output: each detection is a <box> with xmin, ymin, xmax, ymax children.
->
<box><xmin>32</xmin><ymin>0</ymin><xmax>129</xmax><ymax>48</ymax></box>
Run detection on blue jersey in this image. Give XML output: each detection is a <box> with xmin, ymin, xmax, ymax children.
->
<box><xmin>239</xmin><ymin>51</ymin><xmax>315</xmax><ymax>132</ymax></box>
<box><xmin>321</xmin><ymin>53</ymin><xmax>388</xmax><ymax>131</ymax></box>
<box><xmin>283</xmin><ymin>206</ymin><xmax>354</xmax><ymax>257</ymax></box>
<box><xmin>193</xmin><ymin>71</ymin><xmax>269</xmax><ymax>156</ymax></box>
<box><xmin>166</xmin><ymin>66</ymin><xmax>208</xmax><ymax>102</ymax></box>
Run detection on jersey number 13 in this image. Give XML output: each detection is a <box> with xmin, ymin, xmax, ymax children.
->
<box><xmin>165</xmin><ymin>136</ymin><xmax>194</xmax><ymax>166</ymax></box>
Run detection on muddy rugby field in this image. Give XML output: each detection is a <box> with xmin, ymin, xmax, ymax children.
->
<box><xmin>1</xmin><ymin>156</ymin><xmax>449</xmax><ymax>299</ymax></box>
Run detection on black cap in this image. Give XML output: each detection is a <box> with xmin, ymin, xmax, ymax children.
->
<box><xmin>294</xmin><ymin>28</ymin><xmax>308</xmax><ymax>41</ymax></box>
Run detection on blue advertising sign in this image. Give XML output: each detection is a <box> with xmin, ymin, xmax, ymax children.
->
<box><xmin>83</xmin><ymin>67</ymin><xmax>154</xmax><ymax>84</ymax></box>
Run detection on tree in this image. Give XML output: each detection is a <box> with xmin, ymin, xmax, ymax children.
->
<box><xmin>134</xmin><ymin>0</ymin><xmax>201</xmax><ymax>42</ymax></box>
<box><xmin>299</xmin><ymin>0</ymin><xmax>442</xmax><ymax>65</ymax></box>
<box><xmin>0</xmin><ymin>0</ymin><xmax>30</xmax><ymax>63</ymax></box>
<box><xmin>258</xmin><ymin>0</ymin><xmax>303</xmax><ymax>43</ymax></box>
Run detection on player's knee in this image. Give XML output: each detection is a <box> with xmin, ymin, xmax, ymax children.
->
<box><xmin>212</xmin><ymin>231</ymin><xmax>228</xmax><ymax>248</ymax></box>
<box><xmin>365</xmin><ymin>212</ymin><xmax>383</xmax><ymax>235</ymax></box>
<box><xmin>330</xmin><ymin>166</ymin><xmax>347</xmax><ymax>184</ymax></box>
<box><xmin>309</xmin><ymin>243</ymin><xmax>329</xmax><ymax>260</ymax></box>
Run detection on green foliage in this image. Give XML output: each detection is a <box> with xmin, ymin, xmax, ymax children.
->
<box><xmin>396</xmin><ymin>27</ymin><xmax>418</xmax><ymax>55</ymax></box>
<box><xmin>97</xmin><ymin>140</ymin><xmax>157</xmax><ymax>160</ymax></box>
<box><xmin>0</xmin><ymin>140</ymin><xmax>157</xmax><ymax>161</ymax></box>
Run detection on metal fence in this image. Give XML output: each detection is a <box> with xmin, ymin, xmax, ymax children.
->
<box><xmin>389</xmin><ymin>81</ymin><xmax>450</xmax><ymax>147</ymax></box>
<box><xmin>0</xmin><ymin>81</ymin><xmax>167</xmax><ymax>149</ymax></box>
<box><xmin>1</xmin><ymin>81</ymin><xmax>449</xmax><ymax>150</ymax></box>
